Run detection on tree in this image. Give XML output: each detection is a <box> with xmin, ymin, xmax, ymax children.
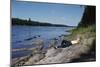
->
<box><xmin>78</xmin><ymin>6</ymin><xmax>96</xmax><ymax>27</ymax></box>
<box><xmin>28</xmin><ymin>18</ymin><xmax>31</xmax><ymax>22</ymax></box>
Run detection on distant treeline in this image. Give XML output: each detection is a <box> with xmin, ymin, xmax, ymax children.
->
<box><xmin>78</xmin><ymin>6</ymin><xmax>96</xmax><ymax>27</ymax></box>
<box><xmin>12</xmin><ymin>18</ymin><xmax>71</xmax><ymax>27</ymax></box>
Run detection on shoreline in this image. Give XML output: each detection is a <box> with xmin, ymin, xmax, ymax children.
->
<box><xmin>12</xmin><ymin>36</ymin><xmax>95</xmax><ymax>66</ymax></box>
<box><xmin>11</xmin><ymin>38</ymin><xmax>95</xmax><ymax>66</ymax></box>
<box><xmin>11</xmin><ymin>26</ymin><xmax>96</xmax><ymax>67</ymax></box>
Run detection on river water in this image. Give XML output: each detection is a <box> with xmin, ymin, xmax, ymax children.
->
<box><xmin>12</xmin><ymin>25</ymin><xmax>73</xmax><ymax>58</ymax></box>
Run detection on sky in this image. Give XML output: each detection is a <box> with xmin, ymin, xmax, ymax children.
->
<box><xmin>12</xmin><ymin>0</ymin><xmax>85</xmax><ymax>26</ymax></box>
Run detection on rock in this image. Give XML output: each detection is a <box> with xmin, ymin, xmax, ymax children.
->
<box><xmin>24</xmin><ymin>53</ymin><xmax>45</xmax><ymax>65</ymax></box>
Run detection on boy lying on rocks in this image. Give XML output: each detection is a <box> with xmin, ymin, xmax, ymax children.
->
<box><xmin>56</xmin><ymin>36</ymin><xmax>81</xmax><ymax>48</ymax></box>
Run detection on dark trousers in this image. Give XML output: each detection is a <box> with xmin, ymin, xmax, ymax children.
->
<box><xmin>57</xmin><ymin>40</ymin><xmax>72</xmax><ymax>48</ymax></box>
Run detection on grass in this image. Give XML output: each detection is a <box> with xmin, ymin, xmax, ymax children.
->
<box><xmin>64</xmin><ymin>25</ymin><xmax>96</xmax><ymax>41</ymax></box>
<box><xmin>64</xmin><ymin>25</ymin><xmax>96</xmax><ymax>62</ymax></box>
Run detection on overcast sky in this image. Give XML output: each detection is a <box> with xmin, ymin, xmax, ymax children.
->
<box><xmin>12</xmin><ymin>0</ymin><xmax>85</xmax><ymax>26</ymax></box>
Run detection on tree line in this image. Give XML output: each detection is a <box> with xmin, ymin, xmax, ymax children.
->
<box><xmin>12</xmin><ymin>18</ymin><xmax>71</xmax><ymax>27</ymax></box>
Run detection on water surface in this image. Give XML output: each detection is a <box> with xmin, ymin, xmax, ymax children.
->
<box><xmin>12</xmin><ymin>25</ymin><xmax>73</xmax><ymax>58</ymax></box>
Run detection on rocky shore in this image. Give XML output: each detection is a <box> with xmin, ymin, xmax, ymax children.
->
<box><xmin>11</xmin><ymin>27</ymin><xmax>96</xmax><ymax>67</ymax></box>
<box><xmin>11</xmin><ymin>32</ymin><xmax>95</xmax><ymax>66</ymax></box>
<box><xmin>25</xmin><ymin>37</ymin><xmax>95</xmax><ymax>65</ymax></box>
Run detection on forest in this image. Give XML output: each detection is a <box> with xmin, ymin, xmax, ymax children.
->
<box><xmin>12</xmin><ymin>18</ymin><xmax>71</xmax><ymax>27</ymax></box>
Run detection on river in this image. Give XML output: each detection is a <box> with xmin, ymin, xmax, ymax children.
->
<box><xmin>12</xmin><ymin>25</ymin><xmax>74</xmax><ymax>58</ymax></box>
